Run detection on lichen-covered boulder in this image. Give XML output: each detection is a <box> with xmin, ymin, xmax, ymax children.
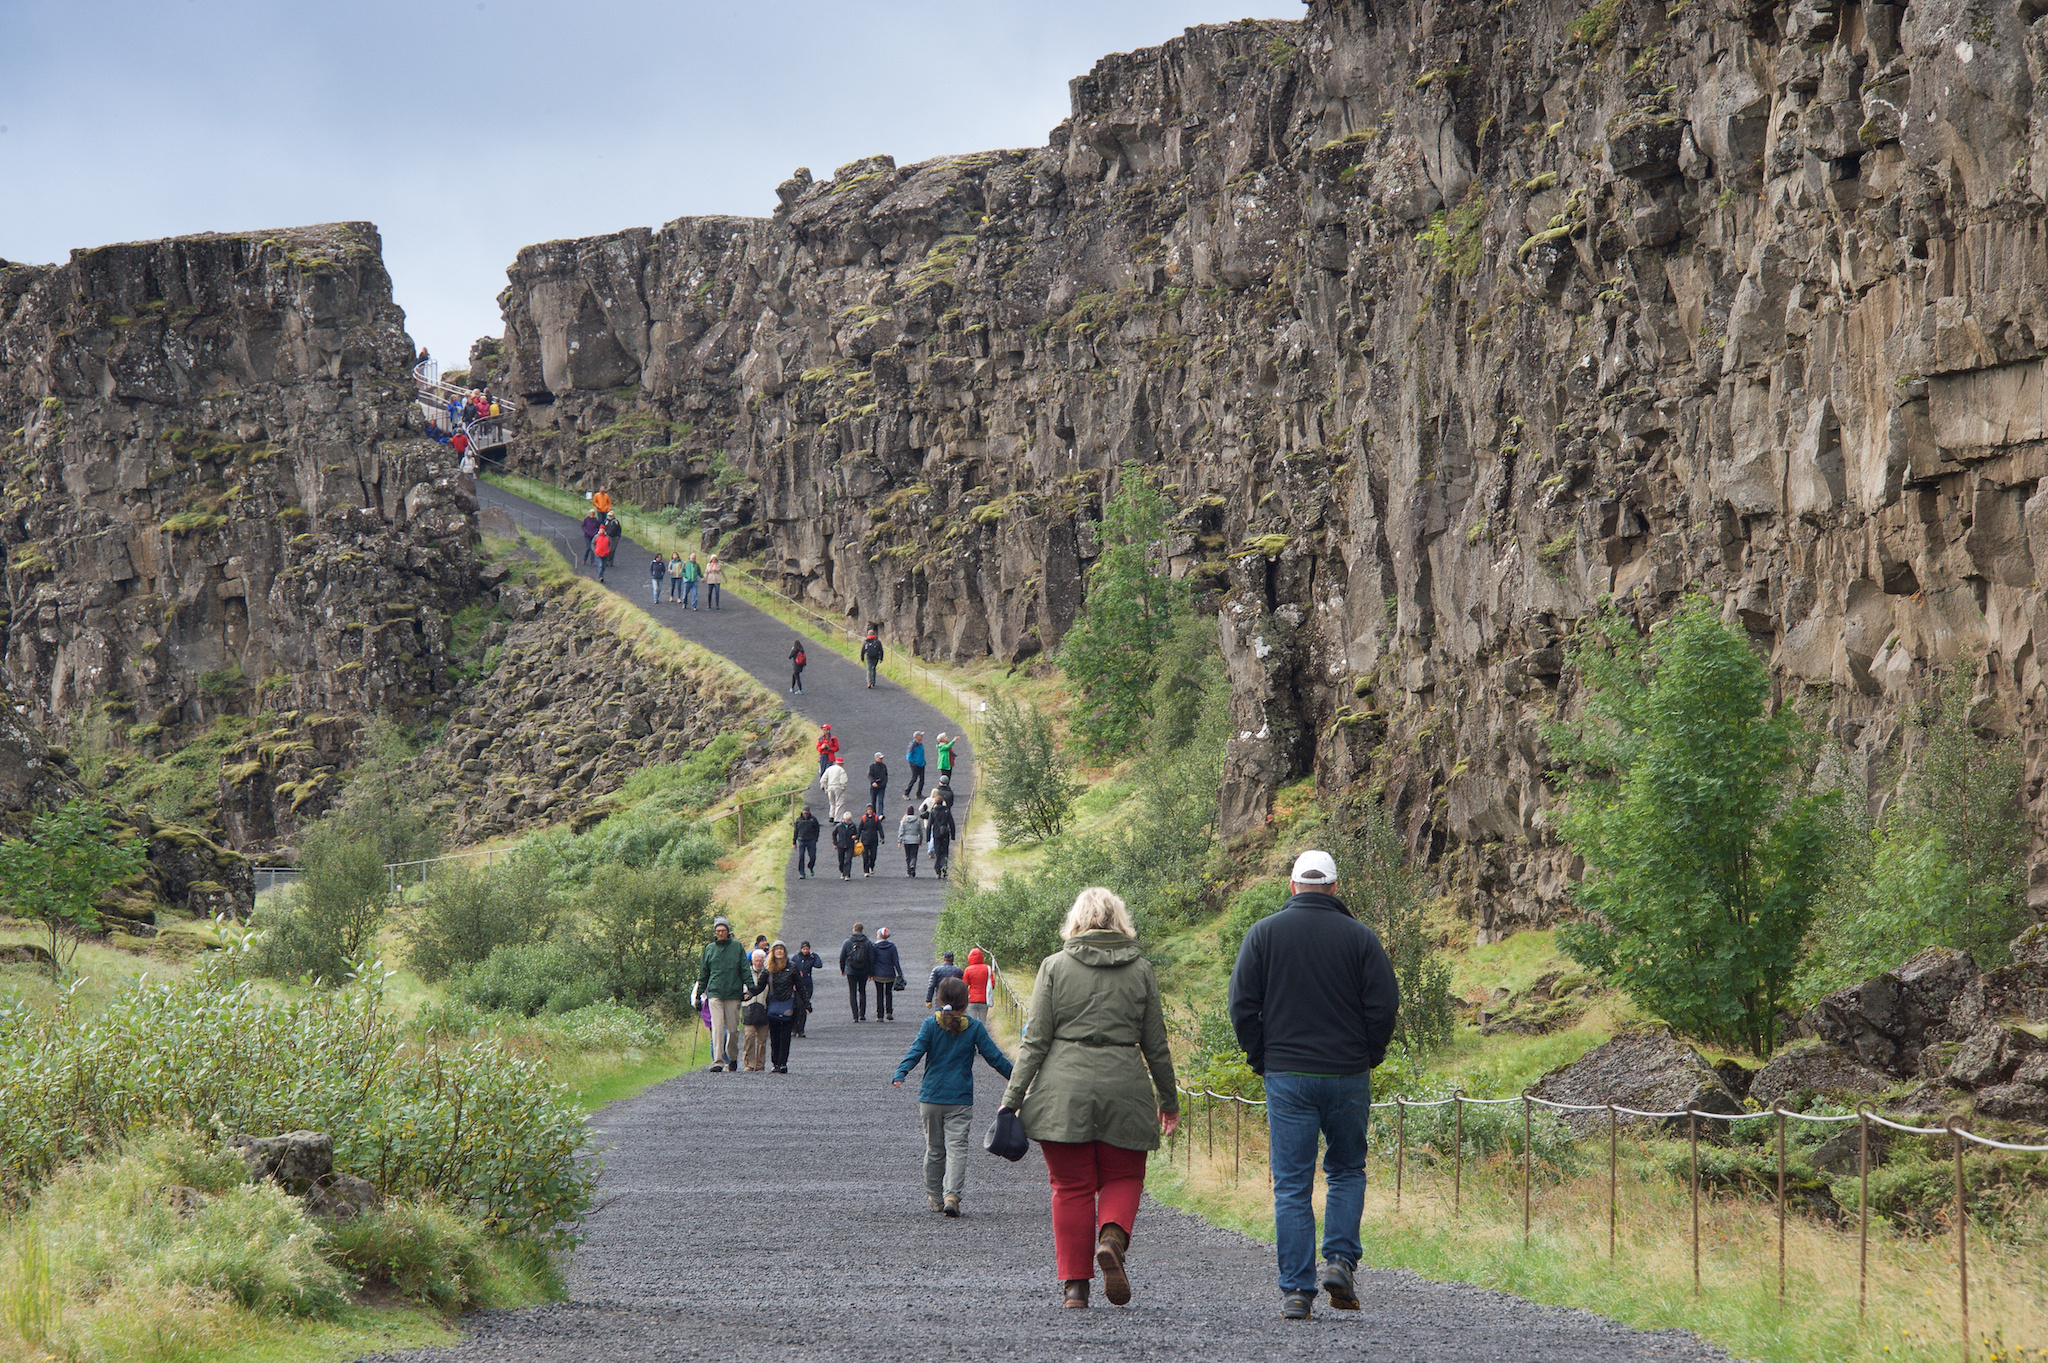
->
<box><xmin>1529</xmin><ymin>1030</ymin><xmax>1744</xmax><ymax>1136</ymax></box>
<box><xmin>1749</xmin><ymin>1043</ymin><xmax>1895</xmax><ymax>1109</ymax></box>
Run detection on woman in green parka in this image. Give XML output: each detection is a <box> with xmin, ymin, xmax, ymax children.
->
<box><xmin>1001</xmin><ymin>887</ymin><xmax>1179</xmax><ymax>1311</ymax></box>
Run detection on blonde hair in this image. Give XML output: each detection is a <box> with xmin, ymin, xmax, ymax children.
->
<box><xmin>1061</xmin><ymin>887</ymin><xmax>1135</xmax><ymax>940</ymax></box>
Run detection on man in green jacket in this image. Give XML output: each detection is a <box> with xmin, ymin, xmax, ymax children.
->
<box><xmin>695</xmin><ymin>915</ymin><xmax>749</xmax><ymax>1072</ymax></box>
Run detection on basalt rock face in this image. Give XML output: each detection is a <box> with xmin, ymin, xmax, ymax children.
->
<box><xmin>494</xmin><ymin>0</ymin><xmax>2048</xmax><ymax>935</ymax></box>
<box><xmin>0</xmin><ymin>224</ymin><xmax>483</xmax><ymax>847</ymax></box>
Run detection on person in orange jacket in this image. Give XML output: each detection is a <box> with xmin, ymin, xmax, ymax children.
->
<box><xmin>592</xmin><ymin>487</ymin><xmax>613</xmax><ymax>515</ymax></box>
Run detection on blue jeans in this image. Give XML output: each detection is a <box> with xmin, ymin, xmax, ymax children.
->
<box><xmin>1264</xmin><ymin>1070</ymin><xmax>1371</xmax><ymax>1294</ymax></box>
<box><xmin>683</xmin><ymin>579</ymin><xmax>700</xmax><ymax>608</ymax></box>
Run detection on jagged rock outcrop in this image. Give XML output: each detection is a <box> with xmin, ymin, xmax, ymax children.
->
<box><xmin>489</xmin><ymin>0</ymin><xmax>2048</xmax><ymax>935</ymax></box>
<box><xmin>404</xmin><ymin>577</ymin><xmax>791</xmax><ymax>843</ymax></box>
<box><xmin>1</xmin><ymin>224</ymin><xmax>482</xmax><ymax>852</ymax></box>
<box><xmin>1529</xmin><ymin>1029</ymin><xmax>1745</xmax><ymax>1133</ymax></box>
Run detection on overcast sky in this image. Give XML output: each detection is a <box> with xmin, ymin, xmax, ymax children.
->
<box><xmin>1</xmin><ymin>1</ymin><xmax>1296</xmax><ymax>365</ymax></box>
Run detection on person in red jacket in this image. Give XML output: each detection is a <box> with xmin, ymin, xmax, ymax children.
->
<box><xmin>817</xmin><ymin>723</ymin><xmax>839</xmax><ymax>777</ymax></box>
<box><xmin>592</xmin><ymin>527</ymin><xmax>612</xmax><ymax>581</ymax></box>
<box><xmin>963</xmin><ymin>947</ymin><xmax>991</xmax><ymax>1025</ymax></box>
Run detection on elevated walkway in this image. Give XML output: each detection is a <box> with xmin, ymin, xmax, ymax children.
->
<box><xmin>413</xmin><ymin>357</ymin><xmax>518</xmax><ymax>455</ymax></box>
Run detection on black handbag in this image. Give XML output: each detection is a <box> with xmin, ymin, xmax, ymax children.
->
<box><xmin>984</xmin><ymin>1107</ymin><xmax>1029</xmax><ymax>1162</ymax></box>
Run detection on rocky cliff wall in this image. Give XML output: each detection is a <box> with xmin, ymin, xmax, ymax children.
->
<box><xmin>0</xmin><ymin>224</ymin><xmax>483</xmax><ymax>845</ymax></box>
<box><xmin>488</xmin><ymin>0</ymin><xmax>2048</xmax><ymax>937</ymax></box>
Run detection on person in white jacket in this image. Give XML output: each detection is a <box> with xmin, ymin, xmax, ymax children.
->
<box><xmin>821</xmin><ymin>757</ymin><xmax>850</xmax><ymax>821</ymax></box>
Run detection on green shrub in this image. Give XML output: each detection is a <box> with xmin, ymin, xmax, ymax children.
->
<box><xmin>1549</xmin><ymin>600</ymin><xmax>1836</xmax><ymax>1056</ymax></box>
<box><xmin>983</xmin><ymin>693</ymin><xmax>1081</xmax><ymax>845</ymax></box>
<box><xmin>1058</xmin><ymin>465</ymin><xmax>1184</xmax><ymax>756</ymax></box>
<box><xmin>248</xmin><ymin>817</ymin><xmax>393</xmax><ymax>982</ymax></box>
<box><xmin>325</xmin><ymin>1198</ymin><xmax>490</xmax><ymax>1309</ymax></box>
<box><xmin>1</xmin><ymin>1131</ymin><xmax>348</xmax><ymax>1320</ymax></box>
<box><xmin>446</xmin><ymin>941</ymin><xmax>603</xmax><ymax>1017</ymax></box>
<box><xmin>403</xmin><ymin>855</ymin><xmax>562</xmax><ymax>982</ymax></box>
<box><xmin>1218</xmin><ymin>879</ymin><xmax>1289</xmax><ymax>960</ymax></box>
<box><xmin>0</xmin><ymin>943</ymin><xmax>595</xmax><ymax>1245</ymax></box>
<box><xmin>0</xmin><ymin>799</ymin><xmax>150</xmax><ymax>979</ymax></box>
<box><xmin>573</xmin><ymin>864</ymin><xmax>713</xmax><ymax>1010</ymax></box>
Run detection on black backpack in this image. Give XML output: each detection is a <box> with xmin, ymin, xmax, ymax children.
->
<box><xmin>848</xmin><ymin>936</ymin><xmax>874</xmax><ymax>974</ymax></box>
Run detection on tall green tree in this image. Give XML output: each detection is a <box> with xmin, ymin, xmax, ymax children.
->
<box><xmin>0</xmin><ymin>800</ymin><xmax>149</xmax><ymax>979</ymax></box>
<box><xmin>1549</xmin><ymin>600</ymin><xmax>1836</xmax><ymax>1056</ymax></box>
<box><xmin>984</xmin><ymin>693</ymin><xmax>1082</xmax><ymax>845</ymax></box>
<box><xmin>1058</xmin><ymin>465</ymin><xmax>1183</xmax><ymax>756</ymax></box>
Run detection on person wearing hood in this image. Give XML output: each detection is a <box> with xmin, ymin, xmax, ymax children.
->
<box><xmin>858</xmin><ymin>807</ymin><xmax>885</xmax><ymax>878</ymax></box>
<box><xmin>694</xmin><ymin>916</ymin><xmax>749</xmax><ymax>1074</ymax></box>
<box><xmin>895</xmin><ymin>976</ymin><xmax>1013</xmax><ymax>1217</ymax></box>
<box><xmin>704</xmin><ymin>553</ymin><xmax>724</xmax><ymax>609</ymax></box>
<box><xmin>898</xmin><ymin>803</ymin><xmax>926</xmax><ymax>878</ymax></box>
<box><xmin>792</xmin><ymin>804</ymin><xmax>821</xmax><ymax>879</ymax></box>
<box><xmin>839</xmin><ymin>922</ymin><xmax>875</xmax><ymax>1021</ymax></box>
<box><xmin>1228</xmin><ymin>850</ymin><xmax>1399</xmax><ymax>1321</ymax></box>
<box><xmin>927</xmin><ymin>797</ymin><xmax>957</xmax><ymax>881</ymax></box>
<box><xmin>821</xmin><ymin>756</ymin><xmax>850</xmax><ymax>820</ymax></box>
<box><xmin>1002</xmin><ymin>888</ymin><xmax>1179</xmax><ymax>1311</ymax></box>
<box><xmin>962</xmin><ymin>947</ymin><xmax>992</xmax><ymax>1024</ymax></box>
<box><xmin>867</xmin><ymin>753</ymin><xmax>889</xmax><ymax>816</ymax></box>
<box><xmin>869</xmin><ymin>926</ymin><xmax>903</xmax><ymax>1021</ymax></box>
<box><xmin>831</xmin><ymin>812</ymin><xmax>858</xmax><ymax>880</ymax></box>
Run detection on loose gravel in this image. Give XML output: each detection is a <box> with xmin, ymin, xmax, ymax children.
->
<box><xmin>364</xmin><ymin>487</ymin><xmax>1734</xmax><ymax>1361</ymax></box>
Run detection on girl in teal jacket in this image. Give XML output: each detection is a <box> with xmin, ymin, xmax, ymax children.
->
<box><xmin>894</xmin><ymin>977</ymin><xmax>1011</xmax><ymax>1215</ymax></box>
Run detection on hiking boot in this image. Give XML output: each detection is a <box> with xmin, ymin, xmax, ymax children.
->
<box><xmin>929</xmin><ymin>1196</ymin><xmax>945</xmax><ymax>1212</ymax></box>
<box><xmin>1282</xmin><ymin>1291</ymin><xmax>1314</xmax><ymax>1320</ymax></box>
<box><xmin>1320</xmin><ymin>1257</ymin><xmax>1359</xmax><ymax>1310</ymax></box>
<box><xmin>1062</xmin><ymin>1280</ymin><xmax>1090</xmax><ymax>1310</ymax></box>
<box><xmin>705</xmin><ymin>1063</ymin><xmax>725</xmax><ymax>1073</ymax></box>
<box><xmin>944</xmin><ymin>1194</ymin><xmax>961</xmax><ymax>1217</ymax></box>
<box><xmin>1095</xmin><ymin>1223</ymin><xmax>1131</xmax><ymax>1305</ymax></box>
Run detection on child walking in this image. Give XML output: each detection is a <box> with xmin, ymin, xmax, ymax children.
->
<box><xmin>893</xmin><ymin>977</ymin><xmax>1012</xmax><ymax>1216</ymax></box>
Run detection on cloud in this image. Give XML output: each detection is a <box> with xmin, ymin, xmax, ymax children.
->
<box><xmin>1</xmin><ymin>1</ymin><xmax>1296</xmax><ymax>359</ymax></box>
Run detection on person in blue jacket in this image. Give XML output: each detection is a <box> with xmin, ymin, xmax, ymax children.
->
<box><xmin>894</xmin><ymin>976</ymin><xmax>1012</xmax><ymax>1216</ymax></box>
<box><xmin>905</xmin><ymin>731</ymin><xmax>927</xmax><ymax>801</ymax></box>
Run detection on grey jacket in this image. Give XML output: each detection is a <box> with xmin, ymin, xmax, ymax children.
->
<box><xmin>898</xmin><ymin>814</ymin><xmax>925</xmax><ymax>845</ymax></box>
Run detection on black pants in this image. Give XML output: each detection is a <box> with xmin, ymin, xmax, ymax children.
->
<box><xmin>903</xmin><ymin>844</ymin><xmax>919</xmax><ymax>876</ymax></box>
<box><xmin>836</xmin><ymin>845</ymin><xmax>854</xmax><ymax>877</ymax></box>
<box><xmin>795</xmin><ymin>992</ymin><xmax>811</xmax><ymax>1036</ymax></box>
<box><xmin>707</xmin><ymin>583</ymin><xmax>721</xmax><ymax>609</ymax></box>
<box><xmin>583</xmin><ymin>535</ymin><xmax>596</xmax><ymax>563</ymax></box>
<box><xmin>933</xmin><ymin>839</ymin><xmax>950</xmax><ymax>878</ymax></box>
<box><xmin>791</xmin><ymin>666</ymin><xmax>804</xmax><ymax>692</ymax></box>
<box><xmin>874</xmin><ymin>979</ymin><xmax>895</xmax><ymax>1020</ymax></box>
<box><xmin>906</xmin><ymin>764</ymin><xmax>925</xmax><ymax>799</ymax></box>
<box><xmin>847</xmin><ymin>974</ymin><xmax>870</xmax><ymax>1019</ymax></box>
<box><xmin>768</xmin><ymin>1017</ymin><xmax>794</xmax><ymax>1068</ymax></box>
<box><xmin>870</xmin><ymin>782</ymin><xmax>887</xmax><ymax>815</ymax></box>
<box><xmin>797</xmin><ymin>840</ymin><xmax>817</xmax><ymax>876</ymax></box>
<box><xmin>861</xmin><ymin>841</ymin><xmax>879</xmax><ymax>874</ymax></box>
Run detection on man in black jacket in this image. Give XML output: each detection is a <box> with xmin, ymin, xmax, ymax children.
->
<box><xmin>860</xmin><ymin>629</ymin><xmax>884</xmax><ymax>687</ymax></box>
<box><xmin>867</xmin><ymin>753</ymin><xmax>889</xmax><ymax>816</ymax></box>
<box><xmin>839</xmin><ymin>923</ymin><xmax>875</xmax><ymax>1021</ymax></box>
<box><xmin>1228</xmin><ymin>849</ymin><xmax>1399</xmax><ymax>1321</ymax></box>
<box><xmin>831</xmin><ymin>814</ymin><xmax>858</xmax><ymax>880</ymax></box>
<box><xmin>857</xmin><ymin>807</ymin><xmax>885</xmax><ymax>877</ymax></box>
<box><xmin>793</xmin><ymin>940</ymin><xmax>823</xmax><ymax>1037</ymax></box>
<box><xmin>792</xmin><ymin>805</ymin><xmax>820</xmax><ymax>879</ymax></box>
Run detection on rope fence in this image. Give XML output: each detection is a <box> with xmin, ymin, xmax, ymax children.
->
<box><xmin>975</xmin><ymin>945</ymin><xmax>2042</xmax><ymax>1358</ymax></box>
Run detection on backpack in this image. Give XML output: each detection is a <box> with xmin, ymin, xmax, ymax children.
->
<box><xmin>794</xmin><ymin>649</ymin><xmax>807</xmax><ymax>667</ymax></box>
<box><xmin>848</xmin><ymin>936</ymin><xmax>874</xmax><ymax>974</ymax></box>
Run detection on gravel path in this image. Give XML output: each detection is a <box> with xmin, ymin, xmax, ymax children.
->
<box><xmin>365</xmin><ymin>485</ymin><xmax>1733</xmax><ymax>1361</ymax></box>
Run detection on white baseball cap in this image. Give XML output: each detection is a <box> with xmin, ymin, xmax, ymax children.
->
<box><xmin>1290</xmin><ymin>850</ymin><xmax>1339</xmax><ymax>886</ymax></box>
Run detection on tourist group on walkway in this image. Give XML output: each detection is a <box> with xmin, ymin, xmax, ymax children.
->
<box><xmin>691</xmin><ymin>850</ymin><xmax>1397</xmax><ymax>1321</ymax></box>
<box><xmin>796</xmin><ymin>724</ymin><xmax>959</xmax><ymax>882</ymax></box>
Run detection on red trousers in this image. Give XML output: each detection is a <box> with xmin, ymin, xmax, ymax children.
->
<box><xmin>1040</xmin><ymin>1139</ymin><xmax>1149</xmax><ymax>1280</ymax></box>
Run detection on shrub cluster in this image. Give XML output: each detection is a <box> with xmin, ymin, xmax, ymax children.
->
<box><xmin>0</xmin><ymin>940</ymin><xmax>595</xmax><ymax>1247</ymax></box>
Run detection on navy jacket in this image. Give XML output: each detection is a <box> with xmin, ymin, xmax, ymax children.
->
<box><xmin>895</xmin><ymin>1015</ymin><xmax>1012</xmax><ymax>1105</ymax></box>
<box><xmin>1227</xmin><ymin>891</ymin><xmax>1400</xmax><ymax>1076</ymax></box>
<box><xmin>870</xmin><ymin>937</ymin><xmax>903</xmax><ymax>981</ymax></box>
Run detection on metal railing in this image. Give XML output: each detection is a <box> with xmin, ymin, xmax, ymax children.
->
<box><xmin>414</xmin><ymin>357</ymin><xmax>518</xmax><ymax>452</ymax></box>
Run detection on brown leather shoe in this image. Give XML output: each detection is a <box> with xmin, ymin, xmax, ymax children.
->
<box><xmin>1062</xmin><ymin>1279</ymin><xmax>1090</xmax><ymax>1309</ymax></box>
<box><xmin>1095</xmin><ymin>1223</ymin><xmax>1131</xmax><ymax>1305</ymax></box>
